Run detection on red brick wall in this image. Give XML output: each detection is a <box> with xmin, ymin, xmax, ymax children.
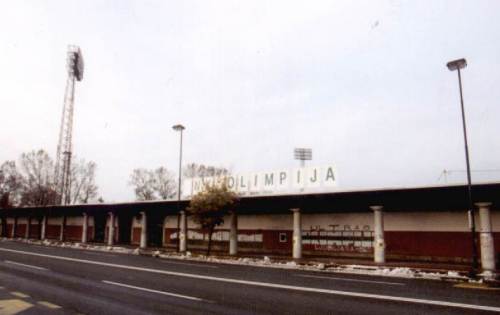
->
<box><xmin>131</xmin><ymin>227</ymin><xmax>141</xmax><ymax>245</ymax></box>
<box><xmin>164</xmin><ymin>228</ymin><xmax>176</xmax><ymax>245</ymax></box>
<box><xmin>29</xmin><ymin>224</ymin><xmax>40</xmax><ymax>239</ymax></box>
<box><xmin>6</xmin><ymin>224</ymin><xmax>13</xmax><ymax>237</ymax></box>
<box><xmin>263</xmin><ymin>230</ymin><xmax>292</xmax><ymax>252</ymax></box>
<box><xmin>87</xmin><ymin>227</ymin><xmax>94</xmax><ymax>242</ymax></box>
<box><xmin>385</xmin><ymin>231</ymin><xmax>500</xmax><ymax>259</ymax></box>
<box><xmin>46</xmin><ymin>225</ymin><xmax>60</xmax><ymax>239</ymax></box>
<box><xmin>65</xmin><ymin>226</ymin><xmax>82</xmax><ymax>241</ymax></box>
<box><xmin>15</xmin><ymin>224</ymin><xmax>26</xmax><ymax>238</ymax></box>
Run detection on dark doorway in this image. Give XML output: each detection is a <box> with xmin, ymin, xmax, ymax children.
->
<box><xmin>0</xmin><ymin>216</ymin><xmax>6</xmax><ymax>237</ymax></box>
<box><xmin>147</xmin><ymin>213</ymin><xmax>164</xmax><ymax>248</ymax></box>
<box><xmin>118</xmin><ymin>213</ymin><xmax>133</xmax><ymax>245</ymax></box>
<box><xmin>93</xmin><ymin>212</ymin><xmax>106</xmax><ymax>243</ymax></box>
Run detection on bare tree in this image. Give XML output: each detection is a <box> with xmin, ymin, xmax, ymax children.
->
<box><xmin>129</xmin><ymin>167</ymin><xmax>177</xmax><ymax>201</ymax></box>
<box><xmin>153</xmin><ymin>167</ymin><xmax>176</xmax><ymax>200</ymax></box>
<box><xmin>183</xmin><ymin>163</ymin><xmax>229</xmax><ymax>178</ymax></box>
<box><xmin>71</xmin><ymin>159</ymin><xmax>99</xmax><ymax>204</ymax></box>
<box><xmin>0</xmin><ymin>161</ymin><xmax>23</xmax><ymax>207</ymax></box>
<box><xmin>129</xmin><ymin>168</ymin><xmax>157</xmax><ymax>201</ymax></box>
<box><xmin>183</xmin><ymin>163</ymin><xmax>199</xmax><ymax>179</ymax></box>
<box><xmin>2</xmin><ymin>150</ymin><xmax>100</xmax><ymax>206</ymax></box>
<box><xmin>19</xmin><ymin>149</ymin><xmax>58</xmax><ymax>206</ymax></box>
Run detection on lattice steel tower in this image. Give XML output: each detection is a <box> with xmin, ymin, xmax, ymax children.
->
<box><xmin>54</xmin><ymin>46</ymin><xmax>84</xmax><ymax>205</ymax></box>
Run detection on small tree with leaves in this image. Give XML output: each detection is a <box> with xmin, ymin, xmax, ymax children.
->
<box><xmin>187</xmin><ymin>183</ymin><xmax>238</xmax><ymax>256</ymax></box>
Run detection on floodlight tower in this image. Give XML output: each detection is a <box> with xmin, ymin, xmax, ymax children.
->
<box><xmin>54</xmin><ymin>46</ymin><xmax>84</xmax><ymax>205</ymax></box>
<box><xmin>294</xmin><ymin>148</ymin><xmax>312</xmax><ymax>168</ymax></box>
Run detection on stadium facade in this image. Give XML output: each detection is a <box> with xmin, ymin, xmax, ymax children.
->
<box><xmin>0</xmin><ymin>182</ymin><xmax>498</xmax><ymax>271</ymax></box>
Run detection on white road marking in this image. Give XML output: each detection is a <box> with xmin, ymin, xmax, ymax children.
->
<box><xmin>4</xmin><ymin>260</ymin><xmax>48</xmax><ymax>271</ymax></box>
<box><xmin>10</xmin><ymin>291</ymin><xmax>30</xmax><ymax>298</ymax></box>
<box><xmin>84</xmin><ymin>252</ymin><xmax>118</xmax><ymax>258</ymax></box>
<box><xmin>37</xmin><ymin>301</ymin><xmax>62</xmax><ymax>309</ymax></box>
<box><xmin>159</xmin><ymin>260</ymin><xmax>218</xmax><ymax>269</ymax></box>
<box><xmin>1</xmin><ymin>247</ymin><xmax>499</xmax><ymax>313</ymax></box>
<box><xmin>296</xmin><ymin>274</ymin><xmax>405</xmax><ymax>286</ymax></box>
<box><xmin>102</xmin><ymin>280</ymin><xmax>206</xmax><ymax>302</ymax></box>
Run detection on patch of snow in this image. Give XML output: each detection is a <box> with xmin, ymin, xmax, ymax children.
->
<box><xmin>262</xmin><ymin>256</ymin><xmax>271</xmax><ymax>265</ymax></box>
<box><xmin>447</xmin><ymin>271</ymin><xmax>460</xmax><ymax>277</ymax></box>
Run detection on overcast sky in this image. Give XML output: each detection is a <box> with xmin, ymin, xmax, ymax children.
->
<box><xmin>1</xmin><ymin>1</ymin><xmax>499</xmax><ymax>202</ymax></box>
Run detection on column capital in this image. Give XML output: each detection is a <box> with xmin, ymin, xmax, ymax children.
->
<box><xmin>370</xmin><ymin>205</ymin><xmax>383</xmax><ymax>211</ymax></box>
<box><xmin>290</xmin><ymin>208</ymin><xmax>300</xmax><ymax>213</ymax></box>
<box><xmin>179</xmin><ymin>210</ymin><xmax>186</xmax><ymax>215</ymax></box>
<box><xmin>475</xmin><ymin>202</ymin><xmax>492</xmax><ymax>208</ymax></box>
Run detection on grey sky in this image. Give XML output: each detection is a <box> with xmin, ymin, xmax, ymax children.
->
<box><xmin>1</xmin><ymin>1</ymin><xmax>499</xmax><ymax>202</ymax></box>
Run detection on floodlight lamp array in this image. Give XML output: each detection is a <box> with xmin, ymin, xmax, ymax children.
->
<box><xmin>294</xmin><ymin>148</ymin><xmax>312</xmax><ymax>161</ymax></box>
<box><xmin>67</xmin><ymin>46</ymin><xmax>84</xmax><ymax>81</ymax></box>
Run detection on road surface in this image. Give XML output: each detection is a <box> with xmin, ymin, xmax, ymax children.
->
<box><xmin>0</xmin><ymin>239</ymin><xmax>498</xmax><ymax>314</ymax></box>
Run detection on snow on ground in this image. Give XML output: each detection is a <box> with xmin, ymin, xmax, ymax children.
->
<box><xmin>2</xmin><ymin>237</ymin><xmax>472</xmax><ymax>282</ymax></box>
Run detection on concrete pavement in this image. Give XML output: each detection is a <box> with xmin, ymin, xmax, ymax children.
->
<box><xmin>0</xmin><ymin>240</ymin><xmax>499</xmax><ymax>314</ymax></box>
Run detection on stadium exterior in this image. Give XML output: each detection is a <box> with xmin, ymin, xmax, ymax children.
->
<box><xmin>0</xmin><ymin>182</ymin><xmax>498</xmax><ymax>272</ymax></box>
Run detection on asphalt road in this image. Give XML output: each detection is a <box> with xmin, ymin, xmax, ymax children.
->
<box><xmin>0</xmin><ymin>240</ymin><xmax>499</xmax><ymax>315</ymax></box>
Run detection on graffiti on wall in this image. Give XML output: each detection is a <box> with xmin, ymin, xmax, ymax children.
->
<box><xmin>303</xmin><ymin>224</ymin><xmax>373</xmax><ymax>252</ymax></box>
<box><xmin>169</xmin><ymin>230</ymin><xmax>263</xmax><ymax>243</ymax></box>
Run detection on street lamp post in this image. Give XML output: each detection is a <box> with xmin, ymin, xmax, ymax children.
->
<box><xmin>172</xmin><ymin>124</ymin><xmax>185</xmax><ymax>252</ymax></box>
<box><xmin>446</xmin><ymin>58</ymin><xmax>479</xmax><ymax>276</ymax></box>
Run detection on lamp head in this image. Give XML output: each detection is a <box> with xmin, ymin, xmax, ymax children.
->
<box><xmin>447</xmin><ymin>58</ymin><xmax>467</xmax><ymax>71</ymax></box>
<box><xmin>172</xmin><ymin>124</ymin><xmax>185</xmax><ymax>131</ymax></box>
<box><xmin>67</xmin><ymin>45</ymin><xmax>84</xmax><ymax>81</ymax></box>
<box><xmin>294</xmin><ymin>148</ymin><xmax>312</xmax><ymax>161</ymax></box>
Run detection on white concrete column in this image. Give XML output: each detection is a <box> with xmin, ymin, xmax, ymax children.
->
<box><xmin>371</xmin><ymin>205</ymin><xmax>385</xmax><ymax>263</ymax></box>
<box><xmin>291</xmin><ymin>208</ymin><xmax>302</xmax><ymax>259</ymax></box>
<box><xmin>41</xmin><ymin>216</ymin><xmax>47</xmax><ymax>240</ymax></box>
<box><xmin>59</xmin><ymin>216</ymin><xmax>66</xmax><ymax>242</ymax></box>
<box><xmin>229</xmin><ymin>211</ymin><xmax>238</xmax><ymax>256</ymax></box>
<box><xmin>476</xmin><ymin>202</ymin><xmax>496</xmax><ymax>272</ymax></box>
<box><xmin>82</xmin><ymin>213</ymin><xmax>88</xmax><ymax>244</ymax></box>
<box><xmin>107</xmin><ymin>212</ymin><xmax>115</xmax><ymax>246</ymax></box>
<box><xmin>25</xmin><ymin>217</ymin><xmax>31</xmax><ymax>239</ymax></box>
<box><xmin>12</xmin><ymin>217</ymin><xmax>17</xmax><ymax>238</ymax></box>
<box><xmin>140</xmin><ymin>212</ymin><xmax>147</xmax><ymax>249</ymax></box>
<box><xmin>179</xmin><ymin>211</ymin><xmax>187</xmax><ymax>252</ymax></box>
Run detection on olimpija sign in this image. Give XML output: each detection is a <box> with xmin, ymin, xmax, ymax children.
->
<box><xmin>182</xmin><ymin>165</ymin><xmax>337</xmax><ymax>197</ymax></box>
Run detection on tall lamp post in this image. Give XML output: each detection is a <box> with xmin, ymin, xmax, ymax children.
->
<box><xmin>446</xmin><ymin>58</ymin><xmax>478</xmax><ymax>276</ymax></box>
<box><xmin>172</xmin><ymin>124</ymin><xmax>185</xmax><ymax>252</ymax></box>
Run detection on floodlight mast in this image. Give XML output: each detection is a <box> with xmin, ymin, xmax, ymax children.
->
<box><xmin>294</xmin><ymin>148</ymin><xmax>312</xmax><ymax>168</ymax></box>
<box><xmin>54</xmin><ymin>46</ymin><xmax>84</xmax><ymax>206</ymax></box>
